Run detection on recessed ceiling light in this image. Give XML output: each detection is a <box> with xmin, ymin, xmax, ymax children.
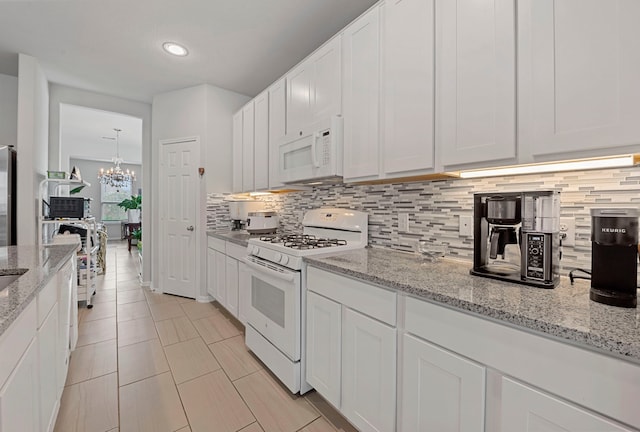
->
<box><xmin>162</xmin><ymin>42</ymin><xmax>189</xmax><ymax>57</ymax></box>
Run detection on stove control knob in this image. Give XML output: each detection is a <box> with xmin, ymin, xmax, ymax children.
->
<box><xmin>280</xmin><ymin>255</ymin><xmax>290</xmax><ymax>265</ymax></box>
<box><xmin>252</xmin><ymin>246</ymin><xmax>260</xmax><ymax>256</ymax></box>
<box><xmin>274</xmin><ymin>253</ymin><xmax>282</xmax><ymax>262</ymax></box>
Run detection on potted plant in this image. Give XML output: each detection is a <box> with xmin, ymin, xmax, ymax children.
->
<box><xmin>117</xmin><ymin>195</ymin><xmax>142</xmax><ymax>222</ymax></box>
<box><xmin>132</xmin><ymin>227</ymin><xmax>142</xmax><ymax>247</ymax></box>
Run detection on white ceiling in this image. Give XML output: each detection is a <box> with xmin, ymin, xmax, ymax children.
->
<box><xmin>0</xmin><ymin>0</ymin><xmax>378</xmax><ymax>102</ymax></box>
<box><xmin>61</xmin><ymin>104</ymin><xmax>142</xmax><ymax>165</ymax></box>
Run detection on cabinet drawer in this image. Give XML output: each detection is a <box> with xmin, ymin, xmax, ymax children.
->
<box><xmin>0</xmin><ymin>300</ymin><xmax>37</xmax><ymax>387</ymax></box>
<box><xmin>37</xmin><ymin>277</ymin><xmax>58</xmax><ymax>328</ymax></box>
<box><xmin>207</xmin><ymin>237</ymin><xmax>226</xmax><ymax>253</ymax></box>
<box><xmin>307</xmin><ymin>266</ymin><xmax>396</xmax><ymax>326</ymax></box>
<box><xmin>405</xmin><ymin>295</ymin><xmax>640</xmax><ymax>429</ymax></box>
<box><xmin>226</xmin><ymin>242</ymin><xmax>247</xmax><ymax>261</ymax></box>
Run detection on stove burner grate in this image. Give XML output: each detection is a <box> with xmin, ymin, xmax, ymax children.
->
<box><xmin>259</xmin><ymin>234</ymin><xmax>348</xmax><ymax>249</ymax></box>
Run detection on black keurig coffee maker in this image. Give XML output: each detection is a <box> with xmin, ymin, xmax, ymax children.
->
<box><xmin>590</xmin><ymin>208</ymin><xmax>639</xmax><ymax>308</ymax></box>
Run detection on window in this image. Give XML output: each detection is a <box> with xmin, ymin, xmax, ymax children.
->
<box><xmin>101</xmin><ymin>182</ymin><xmax>132</xmax><ymax>221</ymax></box>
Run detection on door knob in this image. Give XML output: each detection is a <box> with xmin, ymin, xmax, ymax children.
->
<box><xmin>186</xmin><ymin>226</ymin><xmax>194</xmax><ymax>231</ymax></box>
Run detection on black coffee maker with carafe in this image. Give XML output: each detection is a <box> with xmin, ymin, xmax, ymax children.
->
<box><xmin>471</xmin><ymin>191</ymin><xmax>560</xmax><ymax>288</ymax></box>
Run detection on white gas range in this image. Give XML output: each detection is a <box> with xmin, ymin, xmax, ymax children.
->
<box><xmin>243</xmin><ymin>208</ymin><xmax>368</xmax><ymax>394</ymax></box>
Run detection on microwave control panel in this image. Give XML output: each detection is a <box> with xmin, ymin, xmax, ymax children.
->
<box><xmin>319</xmin><ymin>130</ymin><xmax>331</xmax><ymax>166</ymax></box>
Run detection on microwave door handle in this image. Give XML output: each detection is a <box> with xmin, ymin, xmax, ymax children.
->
<box><xmin>311</xmin><ymin>132</ymin><xmax>320</xmax><ymax>168</ymax></box>
<box><xmin>243</xmin><ymin>258</ymin><xmax>296</xmax><ymax>282</ymax></box>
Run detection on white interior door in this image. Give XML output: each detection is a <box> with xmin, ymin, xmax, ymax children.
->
<box><xmin>161</xmin><ymin>138</ymin><xmax>198</xmax><ymax>298</ymax></box>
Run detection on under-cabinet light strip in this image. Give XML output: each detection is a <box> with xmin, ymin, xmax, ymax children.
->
<box><xmin>459</xmin><ymin>155</ymin><xmax>636</xmax><ymax>179</ymax></box>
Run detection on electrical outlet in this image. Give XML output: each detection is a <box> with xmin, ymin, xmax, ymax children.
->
<box><xmin>459</xmin><ymin>215</ymin><xmax>473</xmax><ymax>236</ymax></box>
<box><xmin>399</xmin><ymin>213</ymin><xmax>409</xmax><ymax>232</ymax></box>
<box><xmin>559</xmin><ymin>217</ymin><xmax>576</xmax><ymax>247</ymax></box>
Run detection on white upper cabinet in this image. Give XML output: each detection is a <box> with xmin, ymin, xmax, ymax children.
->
<box><xmin>241</xmin><ymin>102</ymin><xmax>255</xmax><ymax>192</ymax></box>
<box><xmin>311</xmin><ymin>36</ymin><xmax>342</xmax><ymax>122</ymax></box>
<box><xmin>383</xmin><ymin>0</ymin><xmax>436</xmax><ymax>176</ymax></box>
<box><xmin>268</xmin><ymin>78</ymin><xmax>286</xmax><ymax>189</ymax></box>
<box><xmin>342</xmin><ymin>6</ymin><xmax>381</xmax><ymax>181</ymax></box>
<box><xmin>518</xmin><ymin>0</ymin><xmax>640</xmax><ymax>160</ymax></box>
<box><xmin>437</xmin><ymin>0</ymin><xmax>516</xmax><ymax>168</ymax></box>
<box><xmin>232</xmin><ymin>111</ymin><xmax>243</xmax><ymax>193</ymax></box>
<box><xmin>253</xmin><ymin>90</ymin><xmax>269</xmax><ymax>191</ymax></box>
<box><xmin>286</xmin><ymin>36</ymin><xmax>342</xmax><ymax>139</ymax></box>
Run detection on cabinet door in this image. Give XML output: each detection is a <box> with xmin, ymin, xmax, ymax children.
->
<box><xmin>0</xmin><ymin>339</ymin><xmax>39</xmax><ymax>432</ymax></box>
<box><xmin>214</xmin><ymin>250</ymin><xmax>226</xmax><ymax>306</ymax></box>
<box><xmin>225</xmin><ymin>256</ymin><xmax>239</xmax><ymax>318</ymax></box>
<box><xmin>383</xmin><ymin>0</ymin><xmax>436</xmax><ymax>175</ymax></box>
<box><xmin>232</xmin><ymin>110</ymin><xmax>243</xmax><ymax>193</ymax></box>
<box><xmin>501</xmin><ymin>377</ymin><xmax>633</xmax><ymax>431</ymax></box>
<box><xmin>343</xmin><ymin>6</ymin><xmax>381</xmax><ymax>181</ymax></box>
<box><xmin>207</xmin><ymin>248</ymin><xmax>216</xmax><ymax>298</ymax></box>
<box><xmin>342</xmin><ymin>308</ymin><xmax>396</xmax><ymax>432</ymax></box>
<box><xmin>242</xmin><ymin>102</ymin><xmax>255</xmax><ymax>192</ymax></box>
<box><xmin>306</xmin><ymin>291</ymin><xmax>342</xmax><ymax>408</ymax></box>
<box><xmin>401</xmin><ymin>333</ymin><xmax>485</xmax><ymax>432</ymax></box>
<box><xmin>518</xmin><ymin>0</ymin><xmax>640</xmax><ymax>158</ymax></box>
<box><xmin>310</xmin><ymin>36</ymin><xmax>342</xmax><ymax>122</ymax></box>
<box><xmin>286</xmin><ymin>61</ymin><xmax>312</xmax><ymax>138</ymax></box>
<box><xmin>268</xmin><ymin>78</ymin><xmax>286</xmax><ymax>189</ymax></box>
<box><xmin>57</xmin><ymin>259</ymin><xmax>74</xmax><ymax>398</ymax></box>
<box><xmin>38</xmin><ymin>304</ymin><xmax>59</xmax><ymax>432</ymax></box>
<box><xmin>254</xmin><ymin>90</ymin><xmax>270</xmax><ymax>191</ymax></box>
<box><xmin>237</xmin><ymin>261</ymin><xmax>250</xmax><ymax>325</ymax></box>
<box><xmin>438</xmin><ymin>0</ymin><xmax>516</xmax><ymax>167</ymax></box>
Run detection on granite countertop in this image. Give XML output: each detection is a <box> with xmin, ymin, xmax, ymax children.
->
<box><xmin>305</xmin><ymin>247</ymin><xmax>640</xmax><ymax>364</ymax></box>
<box><xmin>0</xmin><ymin>244</ymin><xmax>78</xmax><ymax>337</ymax></box>
<box><xmin>207</xmin><ymin>230</ymin><xmax>251</xmax><ymax>247</ymax></box>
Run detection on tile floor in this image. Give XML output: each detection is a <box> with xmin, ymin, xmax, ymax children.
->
<box><xmin>54</xmin><ymin>241</ymin><xmax>357</xmax><ymax>432</ymax></box>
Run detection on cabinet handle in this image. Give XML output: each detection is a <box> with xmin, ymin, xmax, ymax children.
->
<box><xmin>186</xmin><ymin>226</ymin><xmax>195</xmax><ymax>231</ymax></box>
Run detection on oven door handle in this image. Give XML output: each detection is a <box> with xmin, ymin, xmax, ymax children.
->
<box><xmin>243</xmin><ymin>258</ymin><xmax>296</xmax><ymax>282</ymax></box>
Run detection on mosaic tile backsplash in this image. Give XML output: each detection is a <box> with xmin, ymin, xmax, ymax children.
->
<box><xmin>207</xmin><ymin>166</ymin><xmax>640</xmax><ymax>273</ymax></box>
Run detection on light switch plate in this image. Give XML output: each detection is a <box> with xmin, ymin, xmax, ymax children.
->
<box><xmin>399</xmin><ymin>213</ymin><xmax>409</xmax><ymax>232</ymax></box>
<box><xmin>459</xmin><ymin>215</ymin><xmax>473</xmax><ymax>236</ymax></box>
<box><xmin>560</xmin><ymin>217</ymin><xmax>575</xmax><ymax>247</ymax></box>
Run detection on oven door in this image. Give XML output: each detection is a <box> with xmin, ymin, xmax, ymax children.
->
<box><xmin>244</xmin><ymin>256</ymin><xmax>301</xmax><ymax>361</ymax></box>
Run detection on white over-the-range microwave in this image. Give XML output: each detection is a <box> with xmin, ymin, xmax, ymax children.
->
<box><xmin>278</xmin><ymin>115</ymin><xmax>343</xmax><ymax>185</ymax></box>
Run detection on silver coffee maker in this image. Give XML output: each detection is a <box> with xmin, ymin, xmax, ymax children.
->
<box><xmin>471</xmin><ymin>191</ymin><xmax>560</xmax><ymax>288</ymax></box>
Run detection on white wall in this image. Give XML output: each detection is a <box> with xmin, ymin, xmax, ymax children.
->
<box><xmin>151</xmin><ymin>84</ymin><xmax>249</xmax><ymax>298</ymax></box>
<box><xmin>49</xmin><ymin>84</ymin><xmax>152</xmax><ymax>283</ymax></box>
<box><xmin>0</xmin><ymin>73</ymin><xmax>18</xmax><ymax>146</ymax></box>
<box><xmin>16</xmin><ymin>54</ymin><xmax>49</xmax><ymax>245</ymax></box>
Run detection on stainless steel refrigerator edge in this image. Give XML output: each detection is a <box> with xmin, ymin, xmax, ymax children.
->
<box><xmin>0</xmin><ymin>146</ymin><xmax>17</xmax><ymax>246</ymax></box>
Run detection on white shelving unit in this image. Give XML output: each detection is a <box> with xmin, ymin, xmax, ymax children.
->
<box><xmin>38</xmin><ymin>178</ymin><xmax>97</xmax><ymax>308</ymax></box>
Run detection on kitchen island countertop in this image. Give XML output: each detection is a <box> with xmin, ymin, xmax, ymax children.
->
<box><xmin>305</xmin><ymin>247</ymin><xmax>640</xmax><ymax>364</ymax></box>
<box><xmin>0</xmin><ymin>244</ymin><xmax>78</xmax><ymax>338</ymax></box>
<box><xmin>207</xmin><ymin>230</ymin><xmax>251</xmax><ymax>247</ymax></box>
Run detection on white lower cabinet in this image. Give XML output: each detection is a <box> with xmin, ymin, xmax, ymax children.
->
<box><xmin>38</xmin><ymin>303</ymin><xmax>59</xmax><ymax>432</ymax></box>
<box><xmin>207</xmin><ymin>237</ymin><xmax>248</xmax><ymax>321</ymax></box>
<box><xmin>206</xmin><ymin>247</ymin><xmax>216</xmax><ymax>298</ymax></box>
<box><xmin>0</xmin><ymin>338</ymin><xmax>39</xmax><ymax>432</ymax></box>
<box><xmin>237</xmin><ymin>261</ymin><xmax>249</xmax><ymax>325</ymax></box>
<box><xmin>225</xmin><ymin>255</ymin><xmax>239</xmax><ymax>317</ymax></box>
<box><xmin>500</xmin><ymin>377</ymin><xmax>633</xmax><ymax>432</ymax></box>
<box><xmin>342</xmin><ymin>308</ymin><xmax>396</xmax><ymax>432</ymax></box>
<box><xmin>306</xmin><ymin>291</ymin><xmax>342</xmax><ymax>408</ymax></box>
<box><xmin>306</xmin><ymin>266</ymin><xmax>397</xmax><ymax>432</ymax></box>
<box><xmin>214</xmin><ymin>250</ymin><xmax>227</xmax><ymax>307</ymax></box>
<box><xmin>401</xmin><ymin>333</ymin><xmax>485</xmax><ymax>432</ymax></box>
